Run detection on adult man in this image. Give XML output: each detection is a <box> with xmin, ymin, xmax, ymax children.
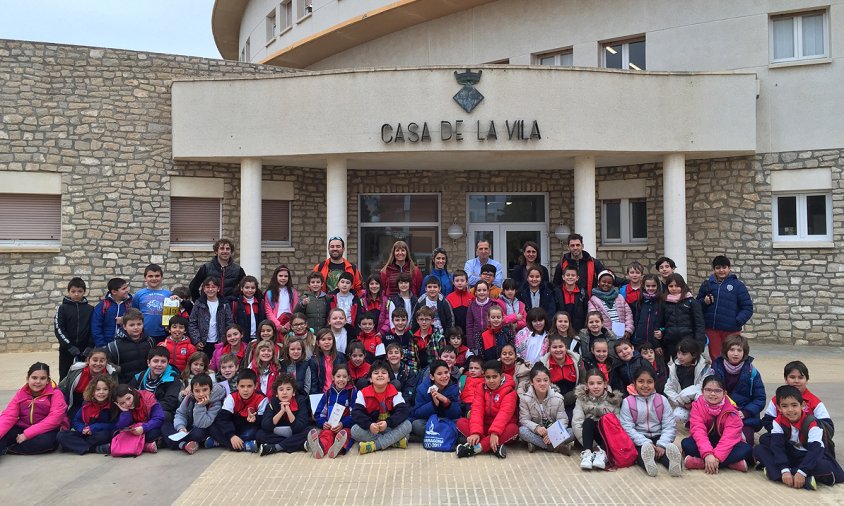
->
<box><xmin>552</xmin><ymin>233</ymin><xmax>606</xmax><ymax>298</ymax></box>
<box><xmin>188</xmin><ymin>238</ymin><xmax>246</xmax><ymax>301</ymax></box>
<box><xmin>313</xmin><ymin>236</ymin><xmax>363</xmax><ymax>294</ymax></box>
<box><xmin>463</xmin><ymin>240</ymin><xmax>503</xmax><ymax>288</ymax></box>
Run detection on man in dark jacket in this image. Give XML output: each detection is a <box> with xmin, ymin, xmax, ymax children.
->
<box><xmin>552</xmin><ymin>233</ymin><xmax>607</xmax><ymax>298</ymax></box>
<box><xmin>107</xmin><ymin>308</ymin><xmax>156</xmax><ymax>384</ymax></box>
<box><xmin>696</xmin><ymin>255</ymin><xmax>753</xmax><ymax>359</ymax></box>
<box><xmin>188</xmin><ymin>238</ymin><xmax>246</xmax><ymax>301</ymax></box>
<box><xmin>129</xmin><ymin>347</ymin><xmax>182</xmax><ymax>422</ymax></box>
<box><xmin>54</xmin><ymin>277</ymin><xmax>94</xmax><ymax>379</ymax></box>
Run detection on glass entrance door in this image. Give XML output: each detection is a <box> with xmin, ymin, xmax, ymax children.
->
<box><xmin>467</xmin><ymin>224</ymin><xmax>549</xmax><ymax>280</ymax></box>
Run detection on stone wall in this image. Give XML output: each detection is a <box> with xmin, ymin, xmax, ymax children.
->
<box><xmin>0</xmin><ymin>40</ymin><xmax>300</xmax><ymax>351</ymax></box>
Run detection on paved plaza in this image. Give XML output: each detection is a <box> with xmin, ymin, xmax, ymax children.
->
<box><xmin>0</xmin><ymin>345</ymin><xmax>842</xmax><ymax>505</ymax></box>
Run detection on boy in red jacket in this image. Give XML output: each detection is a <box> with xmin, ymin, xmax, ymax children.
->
<box><xmin>158</xmin><ymin>316</ymin><xmax>196</xmax><ymax>371</ymax></box>
<box><xmin>455</xmin><ymin>360</ymin><xmax>518</xmax><ymax>459</ymax></box>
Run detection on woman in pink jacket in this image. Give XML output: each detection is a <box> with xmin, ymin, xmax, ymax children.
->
<box><xmin>681</xmin><ymin>375</ymin><xmax>752</xmax><ymax>473</ymax></box>
<box><xmin>0</xmin><ymin>362</ymin><xmax>68</xmax><ymax>455</ymax></box>
<box><xmin>587</xmin><ymin>270</ymin><xmax>634</xmax><ymax>339</ymax></box>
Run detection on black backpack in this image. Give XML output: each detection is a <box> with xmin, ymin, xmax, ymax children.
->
<box><xmin>782</xmin><ymin>415</ymin><xmax>836</xmax><ymax>459</ymax></box>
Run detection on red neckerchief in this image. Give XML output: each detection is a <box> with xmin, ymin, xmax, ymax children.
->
<box><xmin>775</xmin><ymin>411</ymin><xmax>815</xmax><ymax>445</ymax></box>
<box><xmin>130</xmin><ymin>393</ymin><xmax>148</xmax><ymax>424</ymax></box>
<box><xmin>359</xmin><ymin>331</ymin><xmax>382</xmax><ymax>354</ymax></box>
<box><xmin>502</xmin><ymin>361</ymin><xmax>515</xmax><ymax>377</ymax></box>
<box><xmin>81</xmin><ymin>399</ymin><xmax>110</xmax><ymax>425</ymax></box>
<box><xmin>75</xmin><ymin>366</ymin><xmax>93</xmax><ymax>394</ymax></box>
<box><xmin>365</xmin><ymin>296</ymin><xmax>382</xmax><ymax>311</ymax></box>
<box><xmin>414</xmin><ymin>328</ymin><xmax>432</xmax><ymax>350</ymax></box>
<box><xmin>562</xmin><ymin>285</ymin><xmax>580</xmax><ymax>305</ymax></box>
<box><xmin>277</xmin><ymin>396</ymin><xmax>298</xmax><ymax>421</ymax></box>
<box><xmin>624</xmin><ymin>285</ymin><xmax>641</xmax><ymax>305</ymax></box>
<box><xmin>232</xmin><ymin>391</ymin><xmax>266</xmax><ymax>418</ymax></box>
<box><xmin>349</xmin><ymin>361</ymin><xmax>371</xmax><ymax>381</ymax></box>
<box><xmin>597</xmin><ymin>362</ymin><xmax>609</xmax><ymax>380</ymax></box>
<box><xmin>482</xmin><ymin>325</ymin><xmax>502</xmax><ymax>351</ymax></box>
<box><xmin>222</xmin><ymin>342</ymin><xmax>245</xmax><ymax>362</ymax></box>
<box><xmin>549</xmin><ymin>354</ymin><xmax>576</xmax><ymax>383</ymax></box>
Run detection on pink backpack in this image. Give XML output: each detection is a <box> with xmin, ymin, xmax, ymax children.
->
<box><xmin>597</xmin><ymin>412</ymin><xmax>637</xmax><ymax>468</ymax></box>
<box><xmin>111</xmin><ymin>426</ymin><xmax>145</xmax><ymax>457</ymax></box>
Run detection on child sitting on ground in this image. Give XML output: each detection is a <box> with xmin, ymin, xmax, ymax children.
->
<box><xmin>129</xmin><ymin>346</ymin><xmax>182</xmax><ymax>423</ymax></box>
<box><xmin>207</xmin><ymin>369</ymin><xmax>267</xmax><ymax>452</ymax></box>
<box><xmin>572</xmin><ymin>369</ymin><xmax>623</xmax><ymax>471</ymax></box>
<box><xmin>59</xmin><ymin>348</ymin><xmax>117</xmax><ymax>419</ymax></box>
<box><xmin>57</xmin><ymin>375</ymin><xmax>116</xmax><ymax>455</ymax></box>
<box><xmin>256</xmin><ymin>373</ymin><xmax>313</xmax><ymax>456</ymax></box>
<box><xmin>410</xmin><ymin>359</ymin><xmax>461</xmax><ymax>443</ymax></box>
<box><xmin>113</xmin><ymin>384</ymin><xmax>164</xmax><ymax>454</ymax></box>
<box><xmin>309</xmin><ymin>365</ymin><xmax>356</xmax><ymax>459</ymax></box>
<box><xmin>166</xmin><ymin>373</ymin><xmax>226</xmax><ymax>455</ymax></box>
<box><xmin>455</xmin><ymin>360</ymin><xmax>518</xmax><ymax>459</ymax></box>
<box><xmin>351</xmin><ymin>360</ymin><xmax>412</xmax><ymax>454</ymax></box>
<box><xmin>665</xmin><ymin>338</ymin><xmax>711</xmax><ymax>422</ymax></box>
<box><xmin>710</xmin><ymin>333</ymin><xmax>766</xmax><ymax>446</ymax></box>
<box><xmin>619</xmin><ymin>367</ymin><xmax>682</xmax><ymax>477</ymax></box>
<box><xmin>518</xmin><ymin>363</ymin><xmax>571</xmax><ymax>454</ymax></box>
<box><xmin>385</xmin><ymin>343</ymin><xmax>416</xmax><ymax>402</ymax></box>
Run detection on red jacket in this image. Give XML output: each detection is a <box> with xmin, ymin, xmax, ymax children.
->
<box><xmin>159</xmin><ymin>337</ymin><xmax>197</xmax><ymax>372</ymax></box>
<box><xmin>381</xmin><ymin>262</ymin><xmax>423</xmax><ymax>299</ymax></box>
<box><xmin>460</xmin><ymin>375</ymin><xmax>484</xmax><ymax>405</ymax></box>
<box><xmin>469</xmin><ymin>374</ymin><xmax>518</xmax><ymax>437</ymax></box>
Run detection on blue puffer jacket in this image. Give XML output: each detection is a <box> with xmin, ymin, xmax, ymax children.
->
<box><xmin>711</xmin><ymin>356</ymin><xmax>766</xmax><ymax>429</ymax></box>
<box><xmin>411</xmin><ymin>375</ymin><xmax>461</xmax><ymax>421</ymax></box>
<box><xmin>696</xmin><ymin>274</ymin><xmax>753</xmax><ymax>332</ymax></box>
<box><xmin>91</xmin><ymin>292</ymin><xmax>133</xmax><ymax>347</ymax></box>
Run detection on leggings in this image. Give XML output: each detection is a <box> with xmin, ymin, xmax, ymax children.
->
<box><xmin>255</xmin><ymin>428</ymin><xmax>311</xmax><ymax>453</ymax></box>
<box><xmin>581</xmin><ymin>418</ymin><xmax>605</xmax><ymax>450</ymax></box>
<box><xmin>0</xmin><ymin>427</ymin><xmax>59</xmax><ymax>454</ymax></box>
<box><xmin>56</xmin><ymin>430</ymin><xmax>112</xmax><ymax>455</ymax></box>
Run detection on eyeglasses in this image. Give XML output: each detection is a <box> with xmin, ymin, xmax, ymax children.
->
<box><xmin>703</xmin><ymin>388</ymin><xmax>724</xmax><ymax>394</ymax></box>
<box><xmin>292</xmin><ymin>322</ymin><xmax>307</xmax><ymax>327</ymax></box>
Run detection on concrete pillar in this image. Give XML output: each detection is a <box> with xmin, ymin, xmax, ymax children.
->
<box><xmin>663</xmin><ymin>153</ymin><xmax>687</xmax><ymax>277</ymax></box>
<box><xmin>239</xmin><ymin>158</ymin><xmax>263</xmax><ymax>277</ymax></box>
<box><xmin>573</xmin><ymin>155</ymin><xmax>597</xmax><ymax>252</ymax></box>
<box><xmin>326</xmin><ymin>157</ymin><xmax>348</xmax><ymax>254</ymax></box>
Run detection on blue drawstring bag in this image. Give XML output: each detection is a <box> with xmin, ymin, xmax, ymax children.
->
<box><xmin>422</xmin><ymin>414</ymin><xmax>458</xmax><ymax>452</ymax></box>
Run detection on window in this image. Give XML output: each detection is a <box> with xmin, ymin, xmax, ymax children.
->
<box><xmin>240</xmin><ymin>37</ymin><xmax>251</xmax><ymax>62</ymax></box>
<box><xmin>297</xmin><ymin>0</ymin><xmax>311</xmax><ymax>20</ymax></box>
<box><xmin>359</xmin><ymin>194</ymin><xmax>440</xmax><ymax>277</ymax></box>
<box><xmin>602</xmin><ymin>38</ymin><xmax>645</xmax><ymax>70</ymax></box>
<box><xmin>468</xmin><ymin>194</ymin><xmax>545</xmax><ymax>223</ymax></box>
<box><xmin>770</xmin><ymin>10</ymin><xmax>828</xmax><ymax>62</ymax></box>
<box><xmin>262</xmin><ymin>200</ymin><xmax>291</xmax><ymax>245</ymax></box>
<box><xmin>0</xmin><ymin>172</ymin><xmax>61</xmax><ymax>248</ymax></box>
<box><xmin>601</xmin><ymin>199</ymin><xmax>647</xmax><ymax>245</ymax></box>
<box><xmin>773</xmin><ymin>193</ymin><xmax>832</xmax><ymax>242</ymax></box>
<box><xmin>266</xmin><ymin>8</ymin><xmax>277</xmax><ymax>41</ymax></box>
<box><xmin>281</xmin><ymin>0</ymin><xmax>293</xmax><ymax>31</ymax></box>
<box><xmin>170</xmin><ymin>197</ymin><xmax>222</xmax><ymax>244</ymax></box>
<box><xmin>536</xmin><ymin>49</ymin><xmax>573</xmax><ymax>67</ymax></box>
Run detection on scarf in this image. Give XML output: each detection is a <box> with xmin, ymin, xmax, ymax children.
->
<box><xmin>141</xmin><ymin>371</ymin><xmax>164</xmax><ymax>393</ymax></box>
<box><xmin>723</xmin><ymin>360</ymin><xmax>744</xmax><ymax>376</ymax></box>
<box><xmin>624</xmin><ymin>284</ymin><xmax>641</xmax><ymax>305</ymax></box>
<box><xmin>75</xmin><ymin>366</ymin><xmax>93</xmax><ymax>394</ymax></box>
<box><xmin>665</xmin><ymin>291</ymin><xmax>693</xmax><ymax>303</ymax></box>
<box><xmin>232</xmin><ymin>391</ymin><xmax>266</xmax><ymax>418</ymax></box>
<box><xmin>596</xmin><ymin>362</ymin><xmax>609</xmax><ymax>380</ymax></box>
<box><xmin>482</xmin><ymin>325</ymin><xmax>503</xmax><ymax>351</ymax></box>
<box><xmin>277</xmin><ymin>396</ymin><xmax>299</xmax><ymax>421</ymax></box>
<box><xmin>702</xmin><ymin>396</ymin><xmax>730</xmax><ymax>417</ymax></box>
<box><xmin>502</xmin><ymin>361</ymin><xmax>515</xmax><ymax>377</ymax></box>
<box><xmin>562</xmin><ymin>285</ymin><xmax>579</xmax><ymax>305</ymax></box>
<box><xmin>349</xmin><ymin>361</ymin><xmax>371</xmax><ymax>381</ymax></box>
<box><xmin>130</xmin><ymin>393</ymin><xmax>149</xmax><ymax>424</ymax></box>
<box><xmin>591</xmin><ymin>286</ymin><xmax>619</xmax><ymax>306</ymax></box>
<box><xmin>222</xmin><ymin>342</ymin><xmax>246</xmax><ymax>363</ymax></box>
<box><xmin>642</xmin><ymin>291</ymin><xmax>659</xmax><ymax>301</ymax></box>
<box><xmin>81</xmin><ymin>399</ymin><xmax>110</xmax><ymax>425</ymax></box>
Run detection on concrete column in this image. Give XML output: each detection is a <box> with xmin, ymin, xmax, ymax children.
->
<box><xmin>573</xmin><ymin>155</ymin><xmax>597</xmax><ymax>252</ymax></box>
<box><xmin>239</xmin><ymin>158</ymin><xmax>263</xmax><ymax>277</ymax></box>
<box><xmin>326</xmin><ymin>157</ymin><xmax>348</xmax><ymax>254</ymax></box>
<box><xmin>663</xmin><ymin>153</ymin><xmax>687</xmax><ymax>277</ymax></box>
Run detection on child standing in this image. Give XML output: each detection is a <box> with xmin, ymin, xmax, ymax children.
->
<box><xmin>0</xmin><ymin>363</ymin><xmax>67</xmax><ymax>455</ymax></box>
<box><xmin>632</xmin><ymin>274</ymin><xmax>664</xmax><ymax>351</ymax></box>
<box><xmin>697</xmin><ymin>255</ymin><xmax>754</xmax><ymax>359</ymax></box>
<box><xmin>711</xmin><ymin>333</ymin><xmax>766</xmax><ymax>446</ymax></box>
<box><xmin>189</xmin><ymin>277</ymin><xmax>234</xmax><ymax>361</ymax></box>
<box><xmin>248</xmin><ymin>319</ymin><xmax>282</xmax><ymax>360</ymax></box>
<box><xmin>682</xmin><ymin>375</ymin><xmax>753</xmax><ymax>473</ymax></box>
<box><xmin>572</xmin><ymin>369</ymin><xmax>623</xmax><ymax>470</ymax></box>
<box><xmin>351</xmin><ymin>360</ymin><xmax>413</xmax><ymax>454</ymax></box>
<box><xmin>514</xmin><ymin>307</ymin><xmax>549</xmax><ymax>367</ymax></box>
<box><xmin>412</xmin><ymin>277</ymin><xmax>455</xmax><ymax>334</ymax></box>
<box><xmin>210</xmin><ymin>325</ymin><xmax>247</xmax><ymax>372</ymax></box>
<box><xmin>754</xmin><ymin>385</ymin><xmax>844</xmax><ymax>489</ymax></box>
<box><xmin>281</xmin><ymin>337</ymin><xmax>319</xmax><ymax>395</ymax></box>
<box><xmin>518</xmin><ymin>363</ymin><xmax>571</xmax><ymax>454</ymax></box>
<box><xmin>588</xmin><ymin>270</ymin><xmax>633</xmax><ymax>339</ymax></box>
<box><xmin>294</xmin><ymin>272</ymin><xmax>331</xmax><ymax>334</ymax></box>
<box><xmin>548</xmin><ymin>311</ymin><xmax>577</xmax><ymax>350</ymax></box>
<box><xmin>574</xmin><ymin>311</ymin><xmax>618</xmax><ymax>363</ymax></box>
<box><xmin>409</xmin><ymin>306</ymin><xmax>447</xmax><ymax>372</ymax></box>
<box><xmin>207</xmin><ymin>369</ymin><xmax>268</xmax><ymax>452</ymax></box>
<box><xmin>619</xmin><ymin>367</ymin><xmax>683</xmax><ymax>477</ymax></box>
<box><xmin>328</xmin><ymin>271</ymin><xmax>363</xmax><ymax>340</ymax></box>
<box><xmin>446</xmin><ymin>270</ymin><xmax>472</xmax><ymax>336</ymax></box>
<box><xmin>309</xmin><ymin>365</ymin><xmax>356</xmax><ymax>459</ymax></box>
<box><xmin>134</xmin><ymin>264</ymin><xmax>172</xmax><ymax>342</ymax></box>
<box><xmin>619</xmin><ymin>262</ymin><xmax>644</xmax><ymax>309</ymax></box>
<box><xmin>54</xmin><ymin>277</ymin><xmax>94</xmax><ymax>379</ymax></box>
<box><xmin>665</xmin><ymin>338</ymin><xmax>712</xmax><ymax>422</ymax></box>
<box><xmin>658</xmin><ymin>273</ymin><xmax>706</xmax><ymax>361</ymax></box>
<box><xmin>159</xmin><ymin>315</ymin><xmax>196</xmax><ymax>372</ymax></box>
<box><xmin>456</xmin><ymin>360</ymin><xmax>518</xmax><ymax>459</ymax></box>
<box><xmin>382</xmin><ymin>308</ymin><xmax>412</xmax><ymax>358</ymax></box>
<box><xmin>256</xmin><ymin>374</ymin><xmax>313</xmax><ymax>456</ymax></box>
<box><xmin>231</xmin><ymin>275</ymin><xmax>265</xmax><ymax>343</ymax></box>
<box><xmin>410</xmin><ymin>359</ymin><xmax>461</xmax><ymax>442</ymax></box>
<box><xmin>499</xmin><ymin>279</ymin><xmax>527</xmax><ymax>332</ymax></box>
<box><xmin>361</xmin><ymin>274</ymin><xmax>385</xmax><ymax>326</ymax></box>
<box><xmin>478</xmin><ymin>306</ymin><xmax>514</xmax><ymax>361</ymax></box>
<box><xmin>91</xmin><ymin>277</ymin><xmax>133</xmax><ymax>347</ymax></box>
<box><xmin>107</xmin><ymin>308</ymin><xmax>156</xmax><ymax>384</ymax></box>
<box><xmin>247</xmin><ymin>340</ymin><xmax>281</xmax><ymax>396</ymax></box>
<box><xmin>465</xmin><ymin>281</ymin><xmax>506</xmax><ymax>356</ymax></box>
<box><xmin>327</xmin><ymin>308</ymin><xmax>351</xmax><ymax>355</ymax></box>
<box><xmin>516</xmin><ymin>266</ymin><xmax>560</xmax><ymax>324</ymax></box>
<box><xmin>558</xmin><ymin>265</ymin><xmax>588</xmax><ymax>332</ymax></box>
<box><xmin>264</xmin><ymin>265</ymin><xmax>299</xmax><ymax>334</ymax></box>
<box><xmin>288</xmin><ymin>313</ymin><xmax>316</xmax><ymax>359</ymax></box>
<box><xmin>57</xmin><ymin>376</ymin><xmax>117</xmax><ymax>455</ymax></box>
<box><xmin>379</xmin><ymin>273</ymin><xmax>415</xmax><ymax>335</ymax></box>
<box><xmin>166</xmin><ymin>374</ymin><xmax>227</xmax><ymax>454</ymax></box>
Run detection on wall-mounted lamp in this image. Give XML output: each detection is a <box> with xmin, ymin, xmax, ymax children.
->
<box><xmin>447</xmin><ymin>221</ymin><xmax>464</xmax><ymax>241</ymax></box>
<box><xmin>553</xmin><ymin>224</ymin><xmax>571</xmax><ymax>243</ymax></box>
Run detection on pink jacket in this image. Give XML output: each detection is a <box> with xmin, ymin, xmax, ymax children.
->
<box><xmin>264</xmin><ymin>288</ymin><xmax>300</xmax><ymax>332</ymax></box>
<box><xmin>688</xmin><ymin>395</ymin><xmax>744</xmax><ymax>462</ymax></box>
<box><xmin>0</xmin><ymin>382</ymin><xmax>68</xmax><ymax>439</ymax></box>
<box><xmin>588</xmin><ymin>295</ymin><xmax>634</xmax><ymax>335</ymax></box>
<box><xmin>498</xmin><ymin>297</ymin><xmax>527</xmax><ymax>332</ymax></box>
<box><xmin>514</xmin><ymin>328</ymin><xmax>548</xmax><ymax>361</ymax></box>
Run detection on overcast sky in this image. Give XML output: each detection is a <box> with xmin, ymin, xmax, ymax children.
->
<box><xmin>0</xmin><ymin>0</ymin><xmax>221</xmax><ymax>59</ymax></box>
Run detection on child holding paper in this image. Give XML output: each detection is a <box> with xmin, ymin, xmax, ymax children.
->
<box><xmin>309</xmin><ymin>364</ymin><xmax>356</xmax><ymax>459</ymax></box>
<box><xmin>518</xmin><ymin>363</ymin><xmax>571</xmax><ymax>454</ymax></box>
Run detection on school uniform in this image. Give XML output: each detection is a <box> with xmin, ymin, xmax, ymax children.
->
<box><xmin>350</xmin><ymin>383</ymin><xmax>412</xmax><ymax>449</ymax></box>
<box><xmin>256</xmin><ymin>394</ymin><xmax>314</xmax><ymax>453</ymax></box>
<box><xmin>208</xmin><ymin>391</ymin><xmax>268</xmax><ymax>449</ymax></box>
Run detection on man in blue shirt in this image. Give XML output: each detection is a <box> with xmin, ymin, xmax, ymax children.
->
<box><xmin>463</xmin><ymin>240</ymin><xmax>503</xmax><ymax>288</ymax></box>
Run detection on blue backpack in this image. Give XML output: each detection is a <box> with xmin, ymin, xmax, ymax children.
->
<box><xmin>422</xmin><ymin>415</ymin><xmax>458</xmax><ymax>452</ymax></box>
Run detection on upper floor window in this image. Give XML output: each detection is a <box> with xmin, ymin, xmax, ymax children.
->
<box><xmin>281</xmin><ymin>0</ymin><xmax>293</xmax><ymax>31</ymax></box>
<box><xmin>536</xmin><ymin>49</ymin><xmax>573</xmax><ymax>67</ymax></box>
<box><xmin>0</xmin><ymin>172</ymin><xmax>61</xmax><ymax>248</ymax></box>
<box><xmin>602</xmin><ymin>38</ymin><xmax>645</xmax><ymax>70</ymax></box>
<box><xmin>266</xmin><ymin>8</ymin><xmax>277</xmax><ymax>41</ymax></box>
<box><xmin>240</xmin><ymin>37</ymin><xmax>251</xmax><ymax>62</ymax></box>
<box><xmin>297</xmin><ymin>0</ymin><xmax>311</xmax><ymax>20</ymax></box>
<box><xmin>770</xmin><ymin>10</ymin><xmax>828</xmax><ymax>63</ymax></box>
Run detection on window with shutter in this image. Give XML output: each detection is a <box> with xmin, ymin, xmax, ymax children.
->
<box><xmin>170</xmin><ymin>197</ymin><xmax>221</xmax><ymax>244</ymax></box>
<box><xmin>0</xmin><ymin>194</ymin><xmax>61</xmax><ymax>241</ymax></box>
<box><xmin>262</xmin><ymin>199</ymin><xmax>291</xmax><ymax>245</ymax></box>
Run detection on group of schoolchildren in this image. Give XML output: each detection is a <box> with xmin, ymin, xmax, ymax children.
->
<box><xmin>0</xmin><ymin>251</ymin><xmax>840</xmax><ymax>490</ymax></box>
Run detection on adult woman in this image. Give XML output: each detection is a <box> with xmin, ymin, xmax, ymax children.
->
<box><xmin>423</xmin><ymin>247</ymin><xmax>453</xmax><ymax>296</ymax></box>
<box><xmin>512</xmin><ymin>241</ymin><xmax>549</xmax><ymax>288</ymax></box>
<box><xmin>380</xmin><ymin>240</ymin><xmax>422</xmax><ymax>299</ymax></box>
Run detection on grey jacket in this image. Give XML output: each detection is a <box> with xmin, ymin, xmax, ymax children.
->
<box><xmin>518</xmin><ymin>382</ymin><xmax>568</xmax><ymax>433</ymax></box>
<box><xmin>188</xmin><ymin>297</ymin><xmax>234</xmax><ymax>345</ymax></box>
<box><xmin>570</xmin><ymin>383</ymin><xmax>624</xmax><ymax>445</ymax></box>
<box><xmin>174</xmin><ymin>382</ymin><xmax>227</xmax><ymax>431</ymax></box>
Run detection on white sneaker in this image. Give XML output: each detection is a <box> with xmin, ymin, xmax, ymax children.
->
<box><xmin>665</xmin><ymin>443</ymin><xmax>683</xmax><ymax>477</ymax></box>
<box><xmin>592</xmin><ymin>447</ymin><xmax>607</xmax><ymax>470</ymax></box>
<box><xmin>641</xmin><ymin>443</ymin><xmax>657</xmax><ymax>477</ymax></box>
<box><xmin>580</xmin><ymin>449</ymin><xmax>594</xmax><ymax>470</ymax></box>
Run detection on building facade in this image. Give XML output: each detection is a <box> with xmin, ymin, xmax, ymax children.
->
<box><xmin>1</xmin><ymin>0</ymin><xmax>843</xmax><ymax>350</ymax></box>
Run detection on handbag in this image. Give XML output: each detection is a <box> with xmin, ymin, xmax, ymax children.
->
<box><xmin>422</xmin><ymin>414</ymin><xmax>458</xmax><ymax>452</ymax></box>
<box><xmin>111</xmin><ymin>425</ymin><xmax>145</xmax><ymax>457</ymax></box>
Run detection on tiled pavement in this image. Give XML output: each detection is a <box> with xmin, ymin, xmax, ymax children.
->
<box><xmin>1</xmin><ymin>345</ymin><xmax>843</xmax><ymax>505</ymax></box>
